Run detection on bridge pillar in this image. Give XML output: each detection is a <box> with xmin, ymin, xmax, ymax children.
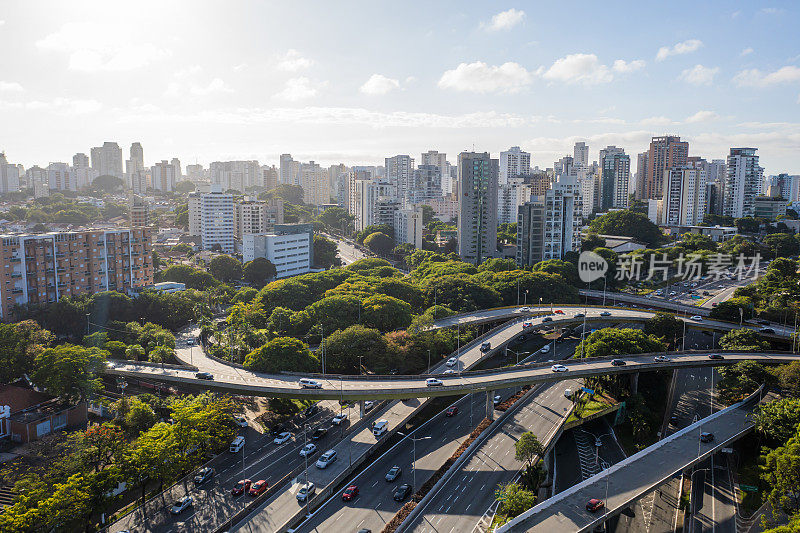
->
<box><xmin>486</xmin><ymin>390</ymin><xmax>495</xmax><ymax>421</ymax></box>
<box><xmin>359</xmin><ymin>400</ymin><xmax>365</xmax><ymax>418</ymax></box>
<box><xmin>630</xmin><ymin>372</ymin><xmax>639</xmax><ymax>395</ymax></box>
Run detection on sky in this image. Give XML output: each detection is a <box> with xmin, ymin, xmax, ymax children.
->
<box><xmin>1</xmin><ymin>0</ymin><xmax>800</xmax><ymax>174</ymax></box>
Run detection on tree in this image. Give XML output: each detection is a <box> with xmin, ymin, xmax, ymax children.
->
<box><xmin>420</xmin><ymin>204</ymin><xmax>435</xmax><ymax>224</ymax></box>
<box><xmin>533</xmin><ymin>259</ymin><xmax>579</xmax><ymax>285</ymax></box>
<box><xmin>91</xmin><ymin>175</ymin><xmax>125</xmax><ymax>193</ymax></box>
<box><xmin>125</xmin><ymin>344</ymin><xmax>145</xmax><ymax>360</ymax></box>
<box><xmin>261</xmin><ymin>184</ymin><xmax>305</xmax><ymax>205</ymax></box>
<box><xmin>495</xmin><ymin>482</ymin><xmax>537</xmax><ymax>519</ymax></box>
<box><xmin>364</xmin><ymin>232</ymin><xmax>394</xmax><ymax>256</ymax></box>
<box><xmin>121</xmin><ymin>396</ymin><xmax>158</xmax><ymax>436</ymax></box>
<box><xmin>82</xmin><ymin>423</ymin><xmax>125</xmax><ymax>473</ymax></box>
<box><xmin>709</xmin><ymin>296</ymin><xmax>755</xmax><ymax>322</ymax></box>
<box><xmin>209</xmin><ymin>254</ymin><xmax>243</xmax><ymax>283</ymax></box>
<box><xmin>314</xmin><ymin>234</ymin><xmax>341</xmax><ymax>269</ymax></box>
<box><xmin>175</xmin><ymin>180</ymin><xmax>196</xmax><ymax>193</ymax></box>
<box><xmin>573</xmin><ymin>328</ymin><xmax>664</xmax><ymax>359</ymax></box>
<box><xmin>735</xmin><ymin>217</ymin><xmax>761</xmax><ymax>234</ymax></box>
<box><xmin>761</xmin><ymin>432</ymin><xmax>800</xmax><ymax>514</ymax></box>
<box><xmin>243</xmin><ymin>337</ymin><xmax>319</xmax><ymax>373</ymax></box>
<box><xmin>232</xmin><ymin>286</ymin><xmax>259</xmax><ymax>304</ymax></box>
<box><xmin>355</xmin><ymin>223</ymin><xmax>394</xmax><ymax>243</ymax></box>
<box><xmin>32</xmin><ymin>344</ymin><xmax>107</xmax><ymax>402</ymax></box>
<box><xmin>317</xmin><ymin>206</ymin><xmax>354</xmax><ymax>233</ymax></box>
<box><xmin>0</xmin><ymin>320</ymin><xmax>52</xmax><ymax>384</ymax></box>
<box><xmin>764</xmin><ymin>232</ymin><xmax>800</xmax><ymax>258</ymax></box>
<box><xmin>776</xmin><ymin>361</ymin><xmax>800</xmax><ymax>398</ymax></box>
<box><xmin>643</xmin><ymin>313</ymin><xmax>684</xmax><ymax>349</ymax></box>
<box><xmin>103</xmin><ymin>340</ymin><xmax>127</xmax><ymax>359</ymax></box>
<box><xmin>515</xmin><ymin>431</ymin><xmax>544</xmax><ymax>468</ymax></box>
<box><xmin>719</xmin><ymin>328</ymin><xmax>770</xmax><ymax>351</ymax></box>
<box><xmin>589</xmin><ymin>210</ymin><xmax>663</xmax><ymax>247</ymax></box>
<box><xmin>158</xmin><ymin>264</ymin><xmax>218</xmax><ymax>290</ymax></box>
<box><xmin>148</xmin><ymin>345</ymin><xmax>173</xmax><ymax>364</ymax></box>
<box><xmin>753</xmin><ymin>398</ymin><xmax>800</xmax><ymax>445</ymax></box>
<box><xmin>716</xmin><ymin>360</ymin><xmax>773</xmax><ymax>404</ymax></box>
<box><xmin>243</xmin><ymin>257</ymin><xmax>277</xmax><ymax>287</ymax></box>
<box><xmin>322</xmin><ymin>325</ymin><xmax>387</xmax><ymax>374</ymax></box>
<box><xmin>478</xmin><ymin>258</ymin><xmax>518</xmax><ymax>272</ymax></box>
<box><xmin>361</xmin><ymin>294</ymin><xmax>413</xmax><ymax>331</ymax></box>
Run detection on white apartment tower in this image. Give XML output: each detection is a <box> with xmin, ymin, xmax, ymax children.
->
<box><xmin>279</xmin><ymin>154</ymin><xmax>300</xmax><ymax>186</ymax></box>
<box><xmin>48</xmin><ymin>162</ymin><xmax>76</xmax><ymax>191</ymax></box>
<box><xmin>200</xmin><ymin>186</ymin><xmax>235</xmax><ymax>252</ymax></box>
<box><xmin>0</xmin><ymin>153</ymin><xmax>20</xmax><ymax>194</ymax></box>
<box><xmin>385</xmin><ymin>155</ymin><xmax>415</xmax><ymax>205</ymax></box>
<box><xmin>499</xmin><ymin>146</ymin><xmax>531</xmax><ymax>185</ymax></box>
<box><xmin>90</xmin><ymin>142</ymin><xmax>123</xmax><ymax>179</ymax></box>
<box><xmin>393</xmin><ymin>206</ymin><xmax>424</xmax><ymax>249</ymax></box>
<box><xmin>210</xmin><ymin>160</ymin><xmax>260</xmax><ymax>192</ymax></box>
<box><xmin>663</xmin><ymin>165</ymin><xmax>707</xmax><ymax>225</ymax></box>
<box><xmin>573</xmin><ymin>142</ymin><xmax>589</xmax><ymax>169</ymax></box>
<box><xmin>457</xmin><ymin>152</ymin><xmax>498</xmax><ymax>264</ymax></box>
<box><xmin>298</xmin><ymin>161</ymin><xmax>330</xmax><ymax>205</ymax></box>
<box><xmin>73</xmin><ymin>152</ymin><xmax>95</xmax><ymax>189</ymax></box>
<box><xmin>724</xmin><ymin>148</ymin><xmax>763</xmax><ymax>218</ymax></box>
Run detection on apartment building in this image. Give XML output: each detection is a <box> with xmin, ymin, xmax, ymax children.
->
<box><xmin>457</xmin><ymin>151</ymin><xmax>499</xmax><ymax>264</ymax></box>
<box><xmin>0</xmin><ymin>228</ymin><xmax>153</xmax><ymax>320</ymax></box>
<box><xmin>242</xmin><ymin>224</ymin><xmax>313</xmax><ymax>278</ymax></box>
<box><xmin>393</xmin><ymin>207</ymin><xmax>424</xmax><ymax>249</ymax></box>
<box><xmin>200</xmin><ymin>187</ymin><xmax>235</xmax><ymax>252</ymax></box>
<box><xmin>724</xmin><ymin>147</ymin><xmax>764</xmax><ymax>219</ymax></box>
<box><xmin>235</xmin><ymin>198</ymin><xmax>285</xmax><ymax>239</ymax></box>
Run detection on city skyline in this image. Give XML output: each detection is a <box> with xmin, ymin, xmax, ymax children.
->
<box><xmin>1</xmin><ymin>1</ymin><xmax>800</xmax><ymax>173</ymax></box>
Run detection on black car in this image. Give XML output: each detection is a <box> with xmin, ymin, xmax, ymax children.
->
<box><xmin>195</xmin><ymin>372</ymin><xmax>214</xmax><ymax>380</ymax></box>
<box><xmin>700</xmin><ymin>432</ymin><xmax>714</xmax><ymax>443</ymax></box>
<box><xmin>385</xmin><ymin>465</ymin><xmax>402</xmax><ymax>482</ymax></box>
<box><xmin>708</xmin><ymin>354</ymin><xmax>725</xmax><ymax>360</ymax></box>
<box><xmin>311</xmin><ymin>427</ymin><xmax>328</xmax><ymax>440</ymax></box>
<box><xmin>542</xmin><ymin>316</ymin><xmax>553</xmax><ymax>322</ymax></box>
<box><xmin>574</xmin><ymin>313</ymin><xmax>585</xmax><ymax>318</ymax></box>
<box><xmin>611</xmin><ymin>359</ymin><xmax>626</xmax><ymax>366</ymax></box>
<box><xmin>600</xmin><ymin>311</ymin><xmax>612</xmax><ymax>317</ymax></box>
<box><xmin>305</xmin><ymin>403</ymin><xmax>320</xmax><ymax>417</ymax></box>
<box><xmin>193</xmin><ymin>467</ymin><xmax>215</xmax><ymax>485</ymax></box>
<box><xmin>393</xmin><ymin>483</ymin><xmax>412</xmax><ymax>501</ymax></box>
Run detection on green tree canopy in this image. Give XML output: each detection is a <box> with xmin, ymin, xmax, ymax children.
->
<box><xmin>753</xmin><ymin>398</ymin><xmax>800</xmax><ymax>445</ymax></box>
<box><xmin>716</xmin><ymin>360</ymin><xmax>773</xmax><ymax>404</ymax></box>
<box><xmin>478</xmin><ymin>258</ymin><xmax>518</xmax><ymax>272</ymax></box>
<box><xmin>261</xmin><ymin>184</ymin><xmax>305</xmax><ymax>205</ymax></box>
<box><xmin>588</xmin><ymin>210</ymin><xmax>664</xmax><ymax>247</ymax></box>
<box><xmin>764</xmin><ymin>232</ymin><xmax>800</xmax><ymax>258</ymax></box>
<box><xmin>322</xmin><ymin>325</ymin><xmax>387</xmax><ymax>374</ymax></box>
<box><xmin>317</xmin><ymin>206</ymin><xmax>354</xmax><ymax>232</ymax></box>
<box><xmin>175</xmin><ymin>180</ymin><xmax>196</xmax><ymax>193</ymax></box>
<box><xmin>364</xmin><ymin>232</ymin><xmax>394</xmax><ymax>256</ymax></box>
<box><xmin>573</xmin><ymin>328</ymin><xmax>664</xmax><ymax>359</ymax></box>
<box><xmin>243</xmin><ymin>337</ymin><xmax>318</xmax><ymax>373</ymax></box>
<box><xmin>361</xmin><ymin>294</ymin><xmax>413</xmax><ymax>331</ymax></box>
<box><xmin>314</xmin><ymin>234</ymin><xmax>341</xmax><ymax>269</ymax></box>
<box><xmin>209</xmin><ymin>254</ymin><xmax>243</xmax><ymax>283</ymax></box>
<box><xmin>243</xmin><ymin>257</ymin><xmax>277</xmax><ymax>288</ymax></box>
<box><xmin>355</xmin><ymin>223</ymin><xmax>394</xmax><ymax>243</ymax></box>
<box><xmin>642</xmin><ymin>313</ymin><xmax>684</xmax><ymax>349</ymax></box>
<box><xmin>532</xmin><ymin>259</ymin><xmax>579</xmax><ymax>285</ymax></box>
<box><xmin>515</xmin><ymin>431</ymin><xmax>545</xmax><ymax>468</ymax></box>
<box><xmin>32</xmin><ymin>344</ymin><xmax>107</xmax><ymax>402</ymax></box>
<box><xmin>719</xmin><ymin>328</ymin><xmax>770</xmax><ymax>351</ymax></box>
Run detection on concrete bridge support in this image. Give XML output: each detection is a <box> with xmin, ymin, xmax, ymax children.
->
<box><xmin>630</xmin><ymin>372</ymin><xmax>639</xmax><ymax>395</ymax></box>
<box><xmin>486</xmin><ymin>390</ymin><xmax>495</xmax><ymax>421</ymax></box>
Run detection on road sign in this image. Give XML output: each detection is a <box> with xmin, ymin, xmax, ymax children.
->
<box><xmin>739</xmin><ymin>484</ymin><xmax>758</xmax><ymax>493</ymax></box>
<box><xmin>581</xmin><ymin>387</ymin><xmax>595</xmax><ymax>395</ymax></box>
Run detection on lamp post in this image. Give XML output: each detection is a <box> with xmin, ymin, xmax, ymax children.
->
<box><xmin>427</xmin><ymin>349</ymin><xmax>431</xmax><ymax>374</ymax></box>
<box><xmin>398</xmin><ymin>431</ymin><xmax>431</xmax><ymax>491</ymax></box>
<box><xmin>85</xmin><ymin>313</ymin><xmax>90</xmax><ymax>337</ymax></box>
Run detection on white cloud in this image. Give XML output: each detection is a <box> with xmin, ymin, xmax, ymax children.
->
<box><xmin>640</xmin><ymin>116</ymin><xmax>676</xmax><ymax>126</ymax></box>
<box><xmin>656</xmin><ymin>39</ymin><xmax>703</xmax><ymax>61</ymax></box>
<box><xmin>190</xmin><ymin>78</ymin><xmax>233</xmax><ymax>96</ymax></box>
<box><xmin>685</xmin><ymin>110</ymin><xmax>719</xmax><ymax>123</ymax></box>
<box><xmin>276</xmin><ymin>49</ymin><xmax>313</xmax><ymax>72</ymax></box>
<box><xmin>734</xmin><ymin>66</ymin><xmax>800</xmax><ymax>87</ymax></box>
<box><xmin>0</xmin><ymin>97</ymin><xmax>102</xmax><ymax>115</ymax></box>
<box><xmin>360</xmin><ymin>74</ymin><xmax>400</xmax><ymax>95</ymax></box>
<box><xmin>741</xmin><ymin>47</ymin><xmax>754</xmax><ymax>56</ymax></box>
<box><xmin>274</xmin><ymin>77</ymin><xmax>319</xmax><ymax>101</ymax></box>
<box><xmin>0</xmin><ymin>20</ymin><xmax>5</xmax><ymax>27</ymax></box>
<box><xmin>484</xmin><ymin>8</ymin><xmax>525</xmax><ymax>32</ymax></box>
<box><xmin>36</xmin><ymin>22</ymin><xmax>170</xmax><ymax>72</ymax></box>
<box><xmin>543</xmin><ymin>54</ymin><xmax>613</xmax><ymax>85</ymax></box>
<box><xmin>612</xmin><ymin>59</ymin><xmax>646</xmax><ymax>73</ymax></box>
<box><xmin>761</xmin><ymin>7</ymin><xmax>783</xmax><ymax>15</ymax></box>
<box><xmin>438</xmin><ymin>61</ymin><xmax>532</xmax><ymax>93</ymax></box>
<box><xmin>0</xmin><ymin>81</ymin><xmax>23</xmax><ymax>92</ymax></box>
<box><xmin>678</xmin><ymin>64</ymin><xmax>719</xmax><ymax>86</ymax></box>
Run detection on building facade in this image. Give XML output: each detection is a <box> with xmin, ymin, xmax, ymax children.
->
<box><xmin>644</xmin><ymin>136</ymin><xmax>689</xmax><ymax>200</ymax></box>
<box><xmin>724</xmin><ymin>147</ymin><xmax>764</xmax><ymax>219</ymax></box>
<box><xmin>90</xmin><ymin>142</ymin><xmax>123</xmax><ymax>180</ymax></box>
<box><xmin>457</xmin><ymin>152</ymin><xmax>498</xmax><ymax>264</ymax></box>
<box><xmin>393</xmin><ymin>207</ymin><xmax>424</xmax><ymax>249</ymax></box>
<box><xmin>499</xmin><ymin>146</ymin><xmax>531</xmax><ymax>185</ymax></box>
<box><xmin>200</xmin><ymin>187</ymin><xmax>235</xmax><ymax>252</ymax></box>
<box><xmin>242</xmin><ymin>224</ymin><xmax>313</xmax><ymax>278</ymax></box>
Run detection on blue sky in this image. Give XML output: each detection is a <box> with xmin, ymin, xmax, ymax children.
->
<box><xmin>1</xmin><ymin>0</ymin><xmax>799</xmax><ymax>174</ymax></box>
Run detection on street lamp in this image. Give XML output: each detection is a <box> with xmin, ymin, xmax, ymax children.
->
<box><xmin>397</xmin><ymin>431</ymin><xmax>431</xmax><ymax>491</ymax></box>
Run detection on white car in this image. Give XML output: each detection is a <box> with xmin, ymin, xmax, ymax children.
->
<box><xmin>331</xmin><ymin>413</ymin><xmax>348</xmax><ymax>425</ymax></box>
<box><xmin>444</xmin><ymin>369</ymin><xmax>455</xmax><ymax>374</ymax></box>
<box><xmin>170</xmin><ymin>495</ymin><xmax>193</xmax><ymax>515</ymax></box>
<box><xmin>233</xmin><ymin>415</ymin><xmax>248</xmax><ymax>428</ymax></box>
<box><xmin>273</xmin><ymin>431</ymin><xmax>292</xmax><ymax>445</ymax></box>
<box><xmin>315</xmin><ymin>449</ymin><xmax>337</xmax><ymax>469</ymax></box>
<box><xmin>551</xmin><ymin>364</ymin><xmax>568</xmax><ymax>373</ymax></box>
<box><xmin>364</xmin><ymin>400</ymin><xmax>374</xmax><ymax>411</ymax></box>
<box><xmin>518</xmin><ymin>306</ymin><xmax>531</xmax><ymax>313</ymax></box>
<box><xmin>690</xmin><ymin>315</ymin><xmax>703</xmax><ymax>321</ymax></box>
<box><xmin>446</xmin><ymin>357</ymin><xmax>457</xmax><ymax>367</ymax></box>
<box><xmin>297</xmin><ymin>482</ymin><xmax>316</xmax><ymax>502</ymax></box>
<box><xmin>654</xmin><ymin>356</ymin><xmax>670</xmax><ymax>362</ymax></box>
<box><xmin>426</xmin><ymin>377</ymin><xmax>444</xmax><ymax>386</ymax></box>
<box><xmin>299</xmin><ymin>443</ymin><xmax>317</xmax><ymax>457</ymax></box>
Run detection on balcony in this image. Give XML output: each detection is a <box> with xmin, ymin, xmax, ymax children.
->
<box><xmin>9</xmin><ymin>257</ymin><xmax>20</xmax><ymax>263</ymax></box>
<box><xmin>11</xmin><ymin>288</ymin><xmax>23</xmax><ymax>294</ymax></box>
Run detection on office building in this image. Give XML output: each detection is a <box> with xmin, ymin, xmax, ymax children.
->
<box><xmin>394</xmin><ymin>207</ymin><xmax>424</xmax><ymax>249</ymax></box>
<box><xmin>48</xmin><ymin>162</ymin><xmax>76</xmax><ymax>191</ymax></box>
<box><xmin>235</xmin><ymin>198</ymin><xmax>284</xmax><ymax>239</ymax></box>
<box><xmin>663</xmin><ymin>166</ymin><xmax>707</xmax><ymax>225</ymax></box>
<box><xmin>242</xmin><ymin>224</ymin><xmax>313</xmax><ymax>278</ymax></box>
<box><xmin>573</xmin><ymin>142</ymin><xmax>589</xmax><ymax>169</ymax></box>
<box><xmin>754</xmin><ymin>185</ymin><xmax>787</xmax><ymax>221</ymax></box>
<box><xmin>599</xmin><ymin>146</ymin><xmax>630</xmax><ymax>210</ymax></box>
<box><xmin>90</xmin><ymin>142</ymin><xmax>123</xmax><ymax>180</ymax></box>
<box><xmin>200</xmin><ymin>186</ymin><xmax>235</xmax><ymax>252</ymax></box>
<box><xmin>0</xmin><ymin>153</ymin><xmax>20</xmax><ymax>194</ymax></box>
<box><xmin>499</xmin><ymin>146</ymin><xmax>531</xmax><ymax>185</ymax></box>
<box><xmin>151</xmin><ymin>160</ymin><xmax>175</xmax><ymax>192</ymax></box>
<box><xmin>385</xmin><ymin>155</ymin><xmax>415</xmax><ymax>205</ymax></box>
<box><xmin>644</xmin><ymin>136</ymin><xmax>688</xmax><ymax>200</ymax></box>
<box><xmin>724</xmin><ymin>147</ymin><xmax>764</xmax><ymax>218</ymax></box>
<box><xmin>0</xmin><ymin>228</ymin><xmax>153</xmax><ymax>319</ymax></box>
<box><xmin>457</xmin><ymin>152</ymin><xmax>498</xmax><ymax>264</ymax></box>
<box><xmin>517</xmin><ymin>174</ymin><xmax>582</xmax><ymax>266</ymax></box>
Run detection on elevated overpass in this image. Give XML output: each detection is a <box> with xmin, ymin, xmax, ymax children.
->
<box><xmin>496</xmin><ymin>389</ymin><xmax>765</xmax><ymax>532</ymax></box>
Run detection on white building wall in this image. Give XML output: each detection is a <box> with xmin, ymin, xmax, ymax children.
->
<box><xmin>243</xmin><ymin>232</ymin><xmax>311</xmax><ymax>278</ymax></box>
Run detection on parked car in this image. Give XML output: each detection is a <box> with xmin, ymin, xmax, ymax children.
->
<box><xmin>316</xmin><ymin>449</ymin><xmax>337</xmax><ymax>469</ymax></box>
<box><xmin>300</xmin><ymin>443</ymin><xmax>317</xmax><ymax>457</ymax></box>
<box><xmin>385</xmin><ymin>465</ymin><xmax>402</xmax><ymax>482</ymax></box>
<box><xmin>273</xmin><ymin>431</ymin><xmax>292</xmax><ymax>445</ymax></box>
<box><xmin>551</xmin><ymin>364</ymin><xmax>568</xmax><ymax>372</ymax></box>
<box><xmin>342</xmin><ymin>485</ymin><xmax>359</xmax><ymax>501</ymax></box>
<box><xmin>195</xmin><ymin>372</ymin><xmax>214</xmax><ymax>380</ymax></box>
<box><xmin>170</xmin><ymin>496</ymin><xmax>193</xmax><ymax>514</ymax></box>
<box><xmin>426</xmin><ymin>378</ymin><xmax>444</xmax><ymax>386</ymax></box>
<box><xmin>297</xmin><ymin>482</ymin><xmax>315</xmax><ymax>502</ymax></box>
<box><xmin>332</xmin><ymin>413</ymin><xmax>348</xmax><ymax>425</ymax></box>
<box><xmin>586</xmin><ymin>498</ymin><xmax>604</xmax><ymax>512</ymax></box>
<box><xmin>193</xmin><ymin>467</ymin><xmax>214</xmax><ymax>485</ymax></box>
<box><xmin>445</xmin><ymin>406</ymin><xmax>458</xmax><ymax>417</ymax></box>
<box><xmin>231</xmin><ymin>479</ymin><xmax>252</xmax><ymax>496</ymax></box>
<box><xmin>393</xmin><ymin>483</ymin><xmax>413</xmax><ymax>501</ymax></box>
<box><xmin>248</xmin><ymin>479</ymin><xmax>268</xmax><ymax>496</ymax></box>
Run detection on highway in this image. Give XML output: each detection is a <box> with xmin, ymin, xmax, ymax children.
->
<box><xmin>497</xmin><ymin>393</ymin><xmax>762</xmax><ymax>533</ymax></box>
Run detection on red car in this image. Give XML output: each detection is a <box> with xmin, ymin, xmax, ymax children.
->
<box><xmin>445</xmin><ymin>406</ymin><xmax>458</xmax><ymax>417</ymax></box>
<box><xmin>231</xmin><ymin>478</ymin><xmax>252</xmax><ymax>496</ymax></box>
<box><xmin>248</xmin><ymin>479</ymin><xmax>268</xmax><ymax>496</ymax></box>
<box><xmin>554</xmin><ymin>309</ymin><xmax>564</xmax><ymax>314</ymax></box>
<box><xmin>342</xmin><ymin>485</ymin><xmax>359</xmax><ymax>501</ymax></box>
<box><xmin>586</xmin><ymin>498</ymin><xmax>604</xmax><ymax>512</ymax></box>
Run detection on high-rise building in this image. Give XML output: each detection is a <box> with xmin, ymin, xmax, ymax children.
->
<box><xmin>279</xmin><ymin>154</ymin><xmax>300</xmax><ymax>185</ymax></box>
<box><xmin>771</xmin><ymin>173</ymin><xmax>800</xmax><ymax>203</ymax></box>
<box><xmin>421</xmin><ymin>150</ymin><xmax>447</xmax><ymax>171</ymax></box>
<box><xmin>151</xmin><ymin>160</ymin><xmax>176</xmax><ymax>192</ymax></box>
<box><xmin>0</xmin><ymin>228</ymin><xmax>152</xmax><ymax>319</ymax></box>
<box><xmin>385</xmin><ymin>155</ymin><xmax>415</xmax><ymax>205</ymax></box>
<box><xmin>410</xmin><ymin>164</ymin><xmax>442</xmax><ymax>204</ymax></box>
<box><xmin>599</xmin><ymin>146</ymin><xmax>630</xmax><ymax>210</ymax></box>
<box><xmin>517</xmin><ymin>174</ymin><xmax>582</xmax><ymax>266</ymax></box>
<box><xmin>554</xmin><ymin>155</ymin><xmax>574</xmax><ymax>178</ymax></box>
<box><xmin>171</xmin><ymin>158</ymin><xmax>182</xmax><ymax>182</ymax></box>
<box><xmin>573</xmin><ymin>142</ymin><xmax>589</xmax><ymax>169</ymax></box>
<box><xmin>724</xmin><ymin>147</ymin><xmax>764</xmax><ymax>219</ymax></box>
<box><xmin>644</xmin><ymin>136</ymin><xmax>688</xmax><ymax>200</ymax></box>
<box><xmin>577</xmin><ymin>169</ymin><xmax>596</xmax><ymax>217</ymax></box>
<box><xmin>48</xmin><ymin>162</ymin><xmax>76</xmax><ymax>191</ymax></box>
<box><xmin>261</xmin><ymin>165</ymin><xmax>279</xmax><ymax>191</ymax></box>
<box><xmin>200</xmin><ymin>185</ymin><xmax>235</xmax><ymax>252</ymax></box>
<box><xmin>90</xmin><ymin>142</ymin><xmax>123</xmax><ymax>180</ymax></box>
<box><xmin>457</xmin><ymin>152</ymin><xmax>498</xmax><ymax>264</ymax></box>
<box><xmin>393</xmin><ymin>206</ymin><xmax>424</xmax><ymax>249</ymax></box>
<box><xmin>26</xmin><ymin>166</ymin><xmax>47</xmax><ymax>187</ymax></box>
<box><xmin>188</xmin><ymin>192</ymin><xmax>202</xmax><ymax>236</ymax></box>
<box><xmin>0</xmin><ymin>153</ymin><xmax>20</xmax><ymax>194</ymax></box>
<box><xmin>634</xmin><ymin>152</ymin><xmax>649</xmax><ymax>200</ymax></box>
<box><xmin>499</xmin><ymin>146</ymin><xmax>531</xmax><ymax>185</ymax></box>
<box><xmin>497</xmin><ymin>180</ymin><xmax>534</xmax><ymax>225</ymax></box>
<box><xmin>130</xmin><ymin>195</ymin><xmax>150</xmax><ymax>227</ymax></box>
<box><xmin>72</xmin><ymin>153</ymin><xmax>95</xmax><ymax>189</ymax></box>
<box><xmin>235</xmin><ymin>198</ymin><xmax>284</xmax><ymax>239</ymax></box>
<box><xmin>297</xmin><ymin>161</ymin><xmax>329</xmax><ymax>205</ymax></box>
<box><xmin>209</xmin><ymin>160</ymin><xmax>260</xmax><ymax>192</ymax></box>
<box><xmin>663</xmin><ymin>166</ymin><xmax>707</xmax><ymax>225</ymax></box>
<box><xmin>186</xmin><ymin>164</ymin><xmax>205</xmax><ymax>181</ymax></box>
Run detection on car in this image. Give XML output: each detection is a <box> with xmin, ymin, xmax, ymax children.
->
<box><xmin>193</xmin><ymin>467</ymin><xmax>215</xmax><ymax>485</ymax></box>
<box><xmin>342</xmin><ymin>484</ymin><xmax>359</xmax><ymax>501</ymax></box>
<box><xmin>493</xmin><ymin>394</ymin><xmax>502</xmax><ymax>406</ymax></box>
<box><xmin>445</xmin><ymin>406</ymin><xmax>458</xmax><ymax>417</ymax></box>
<box><xmin>195</xmin><ymin>371</ymin><xmax>214</xmax><ymax>380</ymax></box>
<box><xmin>708</xmin><ymin>354</ymin><xmax>725</xmax><ymax>360</ymax></box>
<box><xmin>299</xmin><ymin>378</ymin><xmax>322</xmax><ymax>389</ymax></box>
<box><xmin>233</xmin><ymin>414</ymin><xmax>249</xmax><ymax>428</ymax></box>
<box><xmin>231</xmin><ymin>478</ymin><xmax>252</xmax><ymax>496</ymax></box>
<box><xmin>758</xmin><ymin>319</ymin><xmax>771</xmax><ymax>325</ymax></box>
<box><xmin>230</xmin><ymin>435</ymin><xmax>245</xmax><ymax>453</ymax></box>
<box><xmin>586</xmin><ymin>498</ymin><xmax>604</xmax><ymax>512</ymax></box>
<box><xmin>690</xmin><ymin>315</ymin><xmax>703</xmax><ymax>321</ymax></box>
<box><xmin>760</xmin><ymin>327</ymin><xmax>776</xmax><ymax>334</ymax></box>
<box><xmin>600</xmin><ymin>311</ymin><xmax>612</xmax><ymax>317</ymax></box>
<box><xmin>316</xmin><ymin>449</ymin><xmax>337</xmax><ymax>468</ymax></box>
<box><xmin>273</xmin><ymin>431</ymin><xmax>292</xmax><ymax>445</ymax></box>
<box><xmin>480</xmin><ymin>342</ymin><xmax>492</xmax><ymax>352</ymax></box>
<box><xmin>551</xmin><ymin>364</ymin><xmax>568</xmax><ymax>372</ymax></box>
<box><xmin>170</xmin><ymin>495</ymin><xmax>193</xmax><ymax>515</ymax></box>
<box><xmin>700</xmin><ymin>432</ymin><xmax>715</xmax><ymax>443</ymax></box>
<box><xmin>385</xmin><ymin>465</ymin><xmax>402</xmax><ymax>482</ymax></box>
<box><xmin>522</xmin><ymin>321</ymin><xmax>534</xmax><ymax>329</ymax></box>
<box><xmin>702</xmin><ymin>290</ymin><xmax>710</xmax><ymax>296</ymax></box>
<box><xmin>446</xmin><ymin>357</ymin><xmax>457</xmax><ymax>367</ymax></box>
<box><xmin>554</xmin><ymin>309</ymin><xmax>564</xmax><ymax>314</ymax></box>
<box><xmin>518</xmin><ymin>306</ymin><xmax>531</xmax><ymax>312</ymax></box>
<box><xmin>357</xmin><ymin>530</ymin><xmax>372</xmax><ymax>533</ymax></box>
<box><xmin>332</xmin><ymin>413</ymin><xmax>348</xmax><ymax>425</ymax></box>
<box><xmin>304</xmin><ymin>403</ymin><xmax>320</xmax><ymax>417</ymax></box>
<box><xmin>444</xmin><ymin>369</ymin><xmax>455</xmax><ymax>374</ymax></box>
<box><xmin>248</xmin><ymin>479</ymin><xmax>268</xmax><ymax>496</ymax></box>
<box><xmin>300</xmin><ymin>443</ymin><xmax>317</xmax><ymax>457</ymax></box>
<box><xmin>574</xmin><ymin>313</ymin><xmax>585</xmax><ymax>318</ymax></box>
<box><xmin>393</xmin><ymin>483</ymin><xmax>413</xmax><ymax>501</ymax></box>
<box><xmin>540</xmin><ymin>345</ymin><xmax>551</xmax><ymax>354</ymax></box>
<box><xmin>311</xmin><ymin>427</ymin><xmax>328</xmax><ymax>440</ymax></box>
<box><xmin>542</xmin><ymin>316</ymin><xmax>553</xmax><ymax>322</ymax></box>
<box><xmin>186</xmin><ymin>337</ymin><xmax>195</xmax><ymax>346</ymax></box>
<box><xmin>364</xmin><ymin>400</ymin><xmax>375</xmax><ymax>411</ymax></box>
<box><xmin>654</xmin><ymin>355</ymin><xmax>670</xmax><ymax>362</ymax></box>
<box><xmin>611</xmin><ymin>359</ymin><xmax>626</xmax><ymax>366</ymax></box>
<box><xmin>297</xmin><ymin>482</ymin><xmax>316</xmax><ymax>502</ymax></box>
<box><xmin>426</xmin><ymin>377</ymin><xmax>444</xmax><ymax>386</ymax></box>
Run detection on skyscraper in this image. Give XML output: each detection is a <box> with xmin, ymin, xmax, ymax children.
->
<box><xmin>634</xmin><ymin>151</ymin><xmax>648</xmax><ymax>200</ymax></box>
<box><xmin>151</xmin><ymin>160</ymin><xmax>176</xmax><ymax>192</ymax></box>
<box><xmin>90</xmin><ymin>142</ymin><xmax>123</xmax><ymax>179</ymax></box>
<box><xmin>499</xmin><ymin>146</ymin><xmax>531</xmax><ymax>185</ymax></box>
<box><xmin>644</xmin><ymin>136</ymin><xmax>688</xmax><ymax>200</ymax></box>
<box><xmin>279</xmin><ymin>154</ymin><xmax>300</xmax><ymax>185</ymax></box>
<box><xmin>385</xmin><ymin>155</ymin><xmax>415</xmax><ymax>205</ymax></box>
<box><xmin>457</xmin><ymin>152</ymin><xmax>498</xmax><ymax>264</ymax></box>
<box><xmin>200</xmin><ymin>185</ymin><xmax>235</xmax><ymax>252</ymax></box>
<box><xmin>724</xmin><ymin>148</ymin><xmax>764</xmax><ymax>218</ymax></box>
<box><xmin>410</xmin><ymin>164</ymin><xmax>442</xmax><ymax>204</ymax></box>
<box><xmin>573</xmin><ymin>142</ymin><xmax>589</xmax><ymax>169</ymax></box>
<box><xmin>663</xmin><ymin>165</ymin><xmax>707</xmax><ymax>225</ymax></box>
<box><xmin>297</xmin><ymin>161</ymin><xmax>330</xmax><ymax>205</ymax></box>
<box><xmin>0</xmin><ymin>153</ymin><xmax>20</xmax><ymax>194</ymax></box>
<box><xmin>599</xmin><ymin>146</ymin><xmax>630</xmax><ymax>210</ymax></box>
